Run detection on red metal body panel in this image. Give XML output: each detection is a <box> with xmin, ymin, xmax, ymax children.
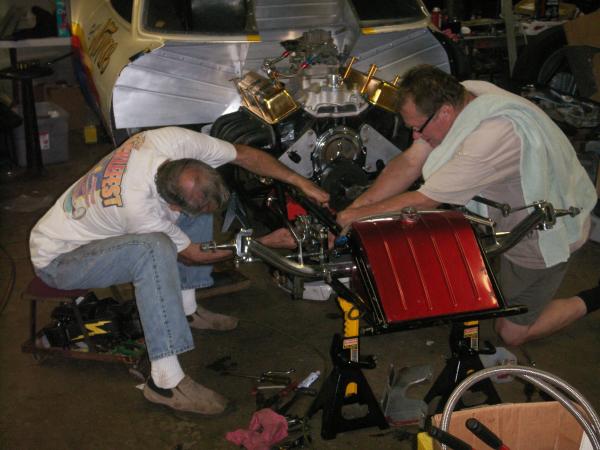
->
<box><xmin>351</xmin><ymin>211</ymin><xmax>499</xmax><ymax>323</ymax></box>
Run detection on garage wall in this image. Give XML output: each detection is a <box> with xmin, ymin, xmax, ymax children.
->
<box><xmin>0</xmin><ymin>0</ymin><xmax>75</xmax><ymax>101</ymax></box>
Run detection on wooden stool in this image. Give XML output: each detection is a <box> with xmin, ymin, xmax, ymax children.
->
<box><xmin>21</xmin><ymin>276</ymin><xmax>147</xmax><ymax>375</ymax></box>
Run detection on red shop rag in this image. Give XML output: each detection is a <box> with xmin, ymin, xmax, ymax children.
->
<box><xmin>225</xmin><ymin>408</ymin><xmax>288</xmax><ymax>450</ymax></box>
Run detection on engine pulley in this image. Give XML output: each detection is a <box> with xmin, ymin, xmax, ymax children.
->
<box><xmin>314</xmin><ymin>126</ymin><xmax>363</xmax><ymax>168</ymax></box>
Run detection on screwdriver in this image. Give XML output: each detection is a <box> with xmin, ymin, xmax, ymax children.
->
<box><xmin>224</xmin><ymin>372</ymin><xmax>292</xmax><ymax>385</ymax></box>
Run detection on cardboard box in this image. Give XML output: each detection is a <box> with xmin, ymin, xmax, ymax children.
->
<box><xmin>563</xmin><ymin>10</ymin><xmax>600</xmax><ymax>49</ymax></box>
<box><xmin>514</xmin><ymin>0</ymin><xmax>578</xmax><ymax>19</ymax></box>
<box><xmin>431</xmin><ymin>402</ymin><xmax>584</xmax><ymax>450</ymax></box>
<box><xmin>563</xmin><ymin>10</ymin><xmax>600</xmax><ymax>101</ymax></box>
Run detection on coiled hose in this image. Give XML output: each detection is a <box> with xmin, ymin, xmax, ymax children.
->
<box><xmin>438</xmin><ymin>365</ymin><xmax>600</xmax><ymax>450</ymax></box>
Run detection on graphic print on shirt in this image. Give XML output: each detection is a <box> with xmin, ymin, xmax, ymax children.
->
<box><xmin>63</xmin><ymin>134</ymin><xmax>145</xmax><ymax>219</ymax></box>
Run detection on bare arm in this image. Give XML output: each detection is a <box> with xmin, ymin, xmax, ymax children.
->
<box><xmin>350</xmin><ymin>140</ymin><xmax>433</xmax><ymax>208</ymax></box>
<box><xmin>179</xmin><ymin>229</ymin><xmax>300</xmax><ymax>263</ymax></box>
<box><xmin>233</xmin><ymin>144</ymin><xmax>329</xmax><ymax>204</ymax></box>
<box><xmin>178</xmin><ymin>243</ymin><xmax>233</xmax><ymax>265</ymax></box>
<box><xmin>337</xmin><ymin>190</ymin><xmax>440</xmax><ymax>229</ymax></box>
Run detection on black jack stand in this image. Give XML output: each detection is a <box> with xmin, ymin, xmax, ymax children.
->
<box><xmin>424</xmin><ymin>321</ymin><xmax>501</xmax><ymax>413</ymax></box>
<box><xmin>308</xmin><ymin>298</ymin><xmax>388</xmax><ymax>440</ymax></box>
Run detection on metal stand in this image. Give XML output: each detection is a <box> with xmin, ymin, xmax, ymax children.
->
<box><xmin>0</xmin><ymin>63</ymin><xmax>53</xmax><ymax>175</ymax></box>
<box><xmin>308</xmin><ymin>298</ymin><xmax>388</xmax><ymax>439</ymax></box>
<box><xmin>307</xmin><ymin>333</ymin><xmax>388</xmax><ymax>440</ymax></box>
<box><xmin>424</xmin><ymin>321</ymin><xmax>501</xmax><ymax>413</ymax></box>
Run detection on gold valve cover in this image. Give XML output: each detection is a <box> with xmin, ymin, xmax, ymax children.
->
<box><xmin>343</xmin><ymin>67</ymin><xmax>402</xmax><ymax>114</ymax></box>
<box><xmin>236</xmin><ymin>72</ymin><xmax>300</xmax><ymax>124</ymax></box>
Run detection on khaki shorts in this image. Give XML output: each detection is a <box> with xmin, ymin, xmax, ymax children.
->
<box><xmin>497</xmin><ymin>256</ymin><xmax>569</xmax><ymax>326</ymax></box>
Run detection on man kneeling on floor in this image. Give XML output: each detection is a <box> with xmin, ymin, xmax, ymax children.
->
<box><xmin>29</xmin><ymin>126</ymin><xmax>329</xmax><ymax>414</ymax></box>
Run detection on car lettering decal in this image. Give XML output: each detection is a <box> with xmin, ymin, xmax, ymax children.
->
<box><xmin>88</xmin><ymin>18</ymin><xmax>119</xmax><ymax>74</ymax></box>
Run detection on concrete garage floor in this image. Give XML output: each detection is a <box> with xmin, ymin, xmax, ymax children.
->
<box><xmin>0</xmin><ymin>131</ymin><xmax>598</xmax><ymax>450</ymax></box>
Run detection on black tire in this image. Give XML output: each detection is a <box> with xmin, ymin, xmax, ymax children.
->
<box><xmin>511</xmin><ymin>25</ymin><xmax>567</xmax><ymax>87</ymax></box>
<box><xmin>536</xmin><ymin>46</ymin><xmax>579</xmax><ymax>95</ymax></box>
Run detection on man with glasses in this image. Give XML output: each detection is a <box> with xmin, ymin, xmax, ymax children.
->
<box><xmin>337</xmin><ymin>64</ymin><xmax>598</xmax><ymax>347</ymax></box>
<box><xmin>30</xmin><ymin>126</ymin><xmax>328</xmax><ymax>415</ymax></box>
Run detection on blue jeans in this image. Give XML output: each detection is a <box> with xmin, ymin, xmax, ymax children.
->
<box><xmin>177</xmin><ymin>213</ymin><xmax>214</xmax><ymax>290</ymax></box>
<box><xmin>36</xmin><ymin>214</ymin><xmax>214</xmax><ymax>361</ymax></box>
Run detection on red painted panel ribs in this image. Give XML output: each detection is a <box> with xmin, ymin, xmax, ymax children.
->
<box><xmin>351</xmin><ymin>211</ymin><xmax>499</xmax><ymax>323</ymax></box>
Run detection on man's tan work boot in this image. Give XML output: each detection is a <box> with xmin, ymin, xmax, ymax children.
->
<box><xmin>187</xmin><ymin>304</ymin><xmax>239</xmax><ymax>331</ymax></box>
<box><xmin>143</xmin><ymin>376</ymin><xmax>228</xmax><ymax>414</ymax></box>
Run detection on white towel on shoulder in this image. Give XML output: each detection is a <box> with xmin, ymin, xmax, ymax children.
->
<box><xmin>422</xmin><ymin>80</ymin><xmax>596</xmax><ymax>267</ymax></box>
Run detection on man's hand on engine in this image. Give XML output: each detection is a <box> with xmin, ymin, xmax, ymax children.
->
<box><xmin>293</xmin><ymin>175</ymin><xmax>330</xmax><ymax>206</ymax></box>
<box><xmin>232</xmin><ymin>144</ymin><xmax>329</xmax><ymax>206</ymax></box>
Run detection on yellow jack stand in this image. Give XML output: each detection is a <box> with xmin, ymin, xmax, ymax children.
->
<box><xmin>307</xmin><ymin>297</ymin><xmax>389</xmax><ymax>439</ymax></box>
<box><xmin>424</xmin><ymin>320</ymin><xmax>501</xmax><ymax>413</ymax></box>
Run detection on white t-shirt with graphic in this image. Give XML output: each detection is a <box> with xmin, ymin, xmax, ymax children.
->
<box><xmin>30</xmin><ymin>127</ymin><xmax>236</xmax><ymax>269</ymax></box>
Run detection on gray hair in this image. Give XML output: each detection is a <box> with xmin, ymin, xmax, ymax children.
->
<box><xmin>155</xmin><ymin>158</ymin><xmax>230</xmax><ymax>215</ymax></box>
<box><xmin>397</xmin><ymin>64</ymin><xmax>467</xmax><ymax>116</ymax></box>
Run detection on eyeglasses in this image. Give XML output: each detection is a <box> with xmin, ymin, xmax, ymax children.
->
<box><xmin>413</xmin><ymin>110</ymin><xmax>437</xmax><ymax>134</ymax></box>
